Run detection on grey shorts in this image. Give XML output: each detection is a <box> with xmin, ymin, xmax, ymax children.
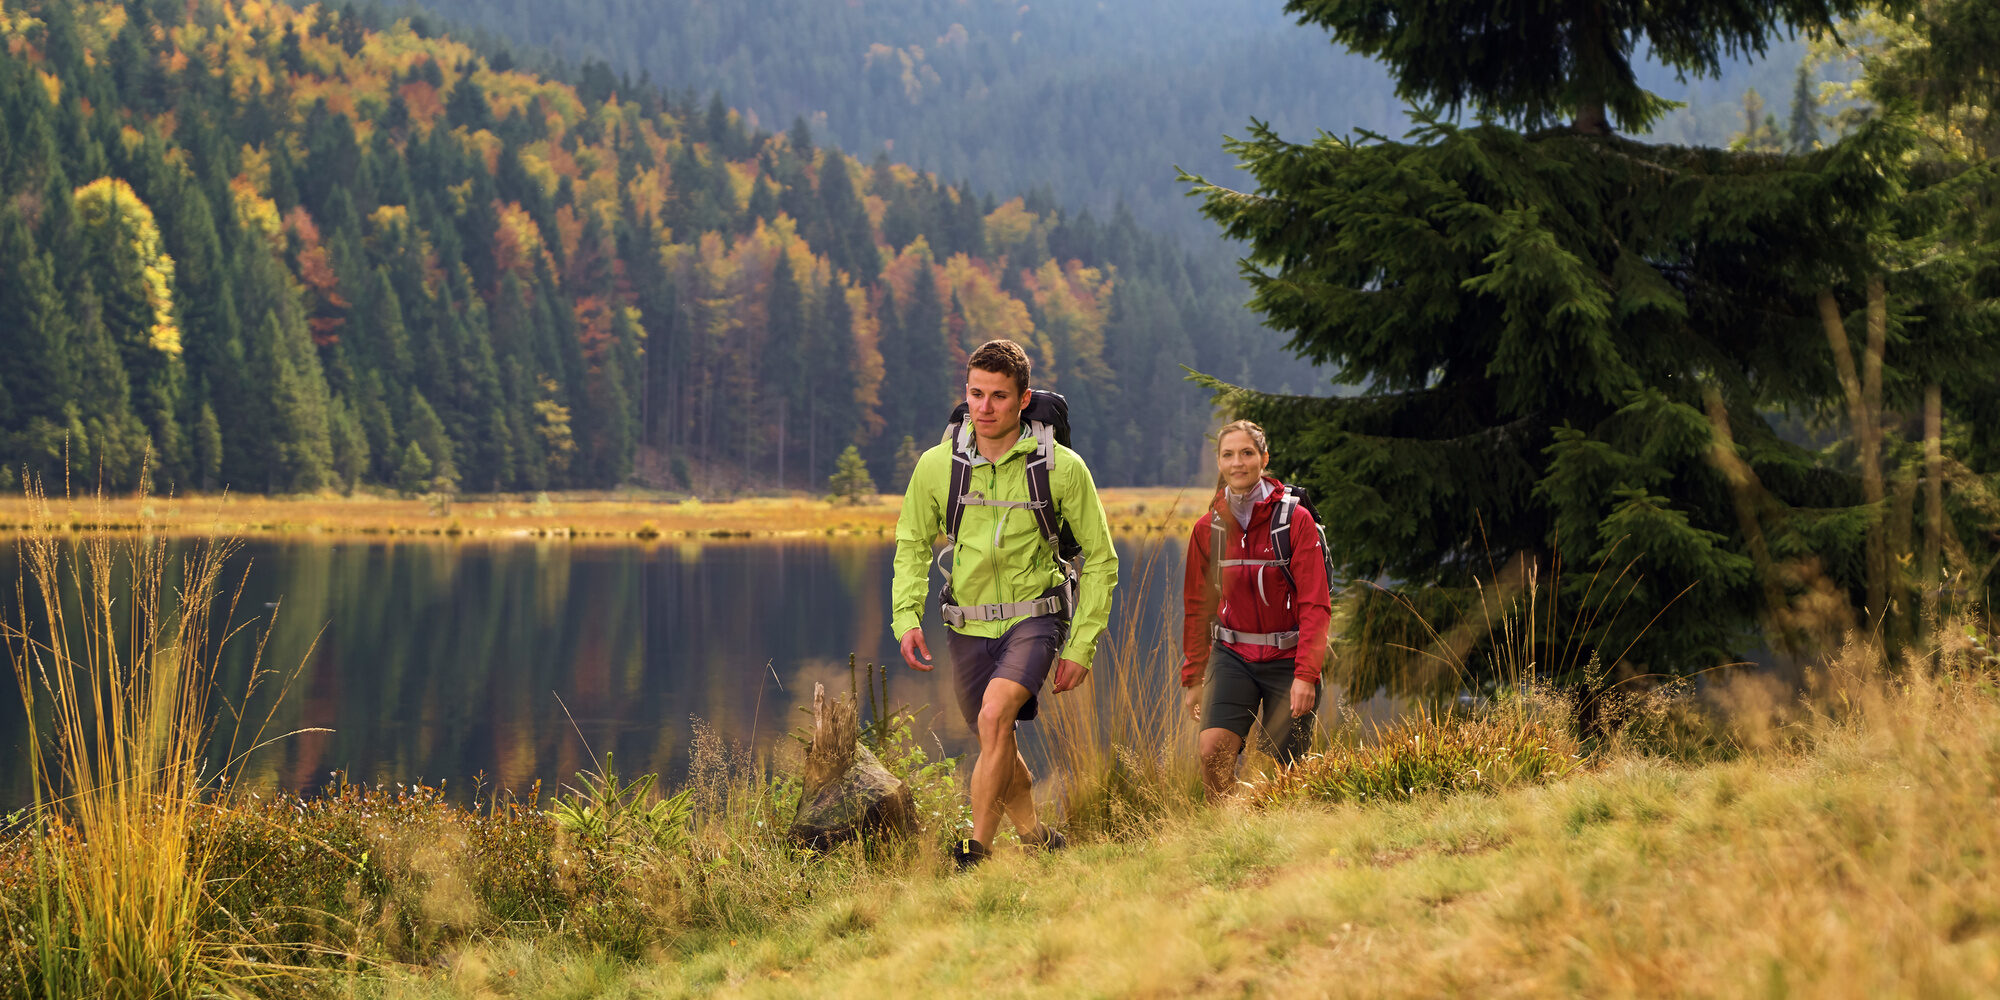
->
<box><xmin>1199</xmin><ymin>644</ymin><xmax>1317</xmax><ymax>764</ymax></box>
<box><xmin>946</xmin><ymin>613</ymin><xmax>1068</xmax><ymax>730</ymax></box>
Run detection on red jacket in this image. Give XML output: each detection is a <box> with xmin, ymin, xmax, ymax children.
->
<box><xmin>1180</xmin><ymin>477</ymin><xmax>1333</xmax><ymax>686</ymax></box>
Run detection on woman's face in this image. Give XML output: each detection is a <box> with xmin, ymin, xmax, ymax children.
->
<box><xmin>1217</xmin><ymin>430</ymin><xmax>1267</xmax><ymax>493</ymax></box>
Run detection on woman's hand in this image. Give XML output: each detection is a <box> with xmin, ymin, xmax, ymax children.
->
<box><xmin>1290</xmin><ymin>677</ymin><xmax>1317</xmax><ymax>718</ymax></box>
<box><xmin>1183</xmin><ymin>683</ymin><xmax>1202</xmax><ymax>721</ymax></box>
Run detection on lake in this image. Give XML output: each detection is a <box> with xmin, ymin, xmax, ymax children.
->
<box><xmin>0</xmin><ymin>536</ymin><xmax>1193</xmax><ymax>807</ymax></box>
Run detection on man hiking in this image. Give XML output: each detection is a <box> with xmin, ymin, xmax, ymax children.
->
<box><xmin>893</xmin><ymin>339</ymin><xmax>1118</xmax><ymax>868</ymax></box>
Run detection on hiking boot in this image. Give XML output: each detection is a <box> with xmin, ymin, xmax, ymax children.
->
<box><xmin>1025</xmin><ymin>824</ymin><xmax>1067</xmax><ymax>852</ymax></box>
<box><xmin>952</xmin><ymin>838</ymin><xmax>992</xmax><ymax>870</ymax></box>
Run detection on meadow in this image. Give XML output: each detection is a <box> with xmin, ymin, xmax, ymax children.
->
<box><xmin>5</xmin><ymin>497</ymin><xmax>1999</xmax><ymax>998</ymax></box>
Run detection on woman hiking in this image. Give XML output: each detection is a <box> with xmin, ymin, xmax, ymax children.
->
<box><xmin>1180</xmin><ymin>420</ymin><xmax>1333</xmax><ymax>798</ymax></box>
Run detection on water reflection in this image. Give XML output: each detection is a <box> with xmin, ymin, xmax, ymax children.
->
<box><xmin>0</xmin><ymin>537</ymin><xmax>1187</xmax><ymax>807</ymax></box>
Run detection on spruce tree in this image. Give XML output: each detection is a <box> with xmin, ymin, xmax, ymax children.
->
<box><xmin>1188</xmin><ymin>0</ymin><xmax>1978</xmax><ymax>686</ymax></box>
<box><xmin>805</xmin><ymin>277</ymin><xmax>860</xmax><ymax>483</ymax></box>
<box><xmin>396</xmin><ymin>440</ymin><xmax>434</xmax><ymax>497</ymax></box>
<box><xmin>328</xmin><ymin>395</ymin><xmax>370</xmax><ymax>495</ymax></box>
<box><xmin>1284</xmin><ymin>0</ymin><xmax>1881</xmax><ymax>134</ymax></box>
<box><xmin>0</xmin><ymin>209</ymin><xmax>76</xmax><ymax>482</ymax></box>
<box><xmin>761</xmin><ymin>252</ymin><xmax>808</xmax><ymax>487</ymax></box>
<box><xmin>1788</xmin><ymin>62</ymin><xmax>1821</xmax><ymax>153</ymax></box>
<box><xmin>827</xmin><ymin>444</ymin><xmax>875</xmax><ymax>504</ymax></box>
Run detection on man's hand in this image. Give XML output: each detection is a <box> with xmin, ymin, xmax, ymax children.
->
<box><xmin>1290</xmin><ymin>677</ymin><xmax>1318</xmax><ymax>718</ymax></box>
<box><xmin>900</xmin><ymin>628</ymin><xmax>933</xmax><ymax>671</ymax></box>
<box><xmin>1051</xmin><ymin>658</ymin><xmax>1089</xmax><ymax>693</ymax></box>
<box><xmin>1182</xmin><ymin>683</ymin><xmax>1202</xmax><ymax>721</ymax></box>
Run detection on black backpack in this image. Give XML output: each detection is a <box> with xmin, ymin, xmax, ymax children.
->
<box><xmin>1208</xmin><ymin>482</ymin><xmax>1334</xmax><ymax>605</ymax></box>
<box><xmin>940</xmin><ymin>390</ymin><xmax>1083</xmax><ymax>604</ymax></box>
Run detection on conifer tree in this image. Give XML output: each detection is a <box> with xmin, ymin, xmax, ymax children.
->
<box><xmin>405</xmin><ymin>391</ymin><xmax>460</xmax><ymax>493</ymax></box>
<box><xmin>762</xmin><ymin>252</ymin><xmax>808</xmax><ymax>487</ymax></box>
<box><xmin>193</xmin><ymin>399</ymin><xmax>223</xmax><ymax>491</ymax></box>
<box><xmin>395</xmin><ymin>440</ymin><xmax>434</xmax><ymax>497</ymax></box>
<box><xmin>1788</xmin><ymin>62</ymin><xmax>1821</xmax><ymax>152</ymax></box>
<box><xmin>893</xmin><ymin>434</ymin><xmax>922</xmax><ymax>487</ymax></box>
<box><xmin>0</xmin><ymin>210</ymin><xmax>75</xmax><ymax>474</ymax></box>
<box><xmin>827</xmin><ymin>444</ymin><xmax>875</xmax><ymax>504</ymax></box>
<box><xmin>328</xmin><ymin>394</ymin><xmax>370</xmax><ymax>494</ymax></box>
<box><xmin>805</xmin><ymin>277</ymin><xmax>860</xmax><ymax>483</ymax></box>
<box><xmin>1189</xmin><ymin>0</ymin><xmax>1974</xmax><ymax>684</ymax></box>
<box><xmin>1285</xmin><ymin>0</ymin><xmax>1880</xmax><ymax>134</ymax></box>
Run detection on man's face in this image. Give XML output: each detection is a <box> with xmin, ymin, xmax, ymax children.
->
<box><xmin>966</xmin><ymin>367</ymin><xmax>1030</xmax><ymax>443</ymax></box>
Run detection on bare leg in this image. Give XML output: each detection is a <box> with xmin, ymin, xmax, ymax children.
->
<box><xmin>1197</xmin><ymin>727</ymin><xmax>1244</xmax><ymax>801</ymax></box>
<box><xmin>1002</xmin><ymin>751</ymin><xmax>1039</xmax><ymax>835</ymax></box>
<box><xmin>972</xmin><ymin>678</ymin><xmax>1035</xmax><ymax>847</ymax></box>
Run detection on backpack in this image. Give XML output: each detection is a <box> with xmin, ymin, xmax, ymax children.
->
<box><xmin>937</xmin><ymin>390</ymin><xmax>1082</xmax><ymax>618</ymax></box>
<box><xmin>1208</xmin><ymin>482</ymin><xmax>1334</xmax><ymax>610</ymax></box>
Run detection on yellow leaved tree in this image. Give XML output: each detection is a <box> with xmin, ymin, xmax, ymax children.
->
<box><xmin>74</xmin><ymin>177</ymin><xmax>181</xmax><ymax>356</ymax></box>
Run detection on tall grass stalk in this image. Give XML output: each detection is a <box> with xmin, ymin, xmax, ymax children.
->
<box><xmin>1040</xmin><ymin>534</ymin><xmax>1202</xmax><ymax>835</ymax></box>
<box><xmin>2</xmin><ymin>484</ymin><xmax>297</xmax><ymax>997</ymax></box>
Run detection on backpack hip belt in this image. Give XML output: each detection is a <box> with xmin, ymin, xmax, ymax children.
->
<box><xmin>1210</xmin><ymin>622</ymin><xmax>1300</xmax><ymax>650</ymax></box>
<box><xmin>942</xmin><ymin>591</ymin><xmax>1069</xmax><ymax>628</ymax></box>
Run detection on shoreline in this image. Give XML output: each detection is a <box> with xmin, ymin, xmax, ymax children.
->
<box><xmin>0</xmin><ymin>487</ymin><xmax>1211</xmax><ymax>542</ymax></box>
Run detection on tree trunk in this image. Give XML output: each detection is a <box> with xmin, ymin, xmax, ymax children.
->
<box><xmin>1704</xmin><ymin>387</ymin><xmax>1788</xmax><ymax>649</ymax></box>
<box><xmin>1862</xmin><ymin>276</ymin><xmax>1888</xmax><ymax>627</ymax></box>
<box><xmin>1569</xmin><ymin>2</ymin><xmax>1613</xmax><ymax>135</ymax></box>
<box><xmin>1924</xmin><ymin>382</ymin><xmax>1943</xmax><ymax>621</ymax></box>
<box><xmin>1819</xmin><ymin>284</ymin><xmax>1891</xmax><ymax>628</ymax></box>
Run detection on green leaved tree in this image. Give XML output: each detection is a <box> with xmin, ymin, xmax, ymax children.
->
<box><xmin>1187</xmin><ymin>0</ymin><xmax>1998</xmax><ymax>693</ymax></box>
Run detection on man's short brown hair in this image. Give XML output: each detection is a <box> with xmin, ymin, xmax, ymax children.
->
<box><xmin>967</xmin><ymin>339</ymin><xmax>1032</xmax><ymax>394</ymax></box>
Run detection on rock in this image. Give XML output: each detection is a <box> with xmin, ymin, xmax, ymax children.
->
<box><xmin>788</xmin><ymin>683</ymin><xmax>916</xmax><ymax>850</ymax></box>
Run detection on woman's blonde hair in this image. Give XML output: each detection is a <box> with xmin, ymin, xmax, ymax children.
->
<box><xmin>1216</xmin><ymin>419</ymin><xmax>1268</xmax><ymax>456</ymax></box>
<box><xmin>1213</xmin><ymin>419</ymin><xmax>1270</xmax><ymax>496</ymax></box>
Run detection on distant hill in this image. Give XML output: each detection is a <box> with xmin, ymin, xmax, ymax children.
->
<box><xmin>402</xmin><ymin>0</ymin><xmax>1818</xmax><ymax>244</ymax></box>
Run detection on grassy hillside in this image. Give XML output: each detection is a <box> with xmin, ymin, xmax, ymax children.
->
<box><xmin>358</xmin><ymin>655</ymin><xmax>2000</xmax><ymax>997</ymax></box>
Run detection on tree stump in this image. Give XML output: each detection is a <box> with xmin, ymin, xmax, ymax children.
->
<box><xmin>788</xmin><ymin>683</ymin><xmax>915</xmax><ymax>849</ymax></box>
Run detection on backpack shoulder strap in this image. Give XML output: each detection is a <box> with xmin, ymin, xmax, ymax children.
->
<box><xmin>944</xmin><ymin>419</ymin><xmax>973</xmax><ymax>543</ymax></box>
<box><xmin>1270</xmin><ymin>485</ymin><xmax>1300</xmax><ymax>593</ymax></box>
<box><xmin>1208</xmin><ymin>506</ymin><xmax>1224</xmax><ymax>601</ymax></box>
<box><xmin>1022</xmin><ymin>421</ymin><xmax>1062</xmax><ymax>555</ymax></box>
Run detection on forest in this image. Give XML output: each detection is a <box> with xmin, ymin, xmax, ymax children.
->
<box><xmin>400</xmin><ymin>0</ymin><xmax>1816</xmax><ymax>245</ymax></box>
<box><xmin>0</xmin><ymin>0</ymin><xmax>1301</xmax><ymax>496</ymax></box>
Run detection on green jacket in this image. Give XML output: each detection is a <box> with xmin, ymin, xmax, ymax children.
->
<box><xmin>891</xmin><ymin>431</ymin><xmax>1118</xmax><ymax>670</ymax></box>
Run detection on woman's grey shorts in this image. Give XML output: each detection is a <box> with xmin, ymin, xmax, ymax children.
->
<box><xmin>1199</xmin><ymin>644</ymin><xmax>1317</xmax><ymax>764</ymax></box>
<box><xmin>945</xmin><ymin>613</ymin><xmax>1068</xmax><ymax>730</ymax></box>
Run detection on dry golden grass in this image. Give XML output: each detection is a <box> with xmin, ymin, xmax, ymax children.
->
<box><xmin>2</xmin><ymin>486</ymin><xmax>309</xmax><ymax>996</ymax></box>
<box><xmin>0</xmin><ymin>487</ymin><xmax>1208</xmax><ymax>542</ymax></box>
<box><xmin>354</xmin><ymin>638</ymin><xmax>2000</xmax><ymax>999</ymax></box>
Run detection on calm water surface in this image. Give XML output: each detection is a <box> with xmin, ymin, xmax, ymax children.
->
<box><xmin>0</xmin><ymin>536</ymin><xmax>1186</xmax><ymax>806</ymax></box>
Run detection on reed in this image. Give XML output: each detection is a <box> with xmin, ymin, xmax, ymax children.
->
<box><xmin>1038</xmin><ymin>528</ymin><xmax>1205</xmax><ymax>837</ymax></box>
<box><xmin>1</xmin><ymin>482</ymin><xmax>304</xmax><ymax>997</ymax></box>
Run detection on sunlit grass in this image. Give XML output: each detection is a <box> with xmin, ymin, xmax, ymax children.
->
<box><xmin>0</xmin><ymin>487</ymin><xmax>1204</xmax><ymax>542</ymax></box>
<box><xmin>345</xmin><ymin>631</ymin><xmax>2000</xmax><ymax>998</ymax></box>
<box><xmin>0</xmin><ymin>482</ymin><xmax>307</xmax><ymax>997</ymax></box>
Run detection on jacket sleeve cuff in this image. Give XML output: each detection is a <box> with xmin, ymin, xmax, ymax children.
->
<box><xmin>891</xmin><ymin>613</ymin><xmax>922</xmax><ymax>640</ymax></box>
<box><xmin>1181</xmin><ymin>662</ymin><xmax>1203</xmax><ymax>687</ymax></box>
<box><xmin>1059</xmin><ymin>637</ymin><xmax>1096</xmax><ymax>670</ymax></box>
